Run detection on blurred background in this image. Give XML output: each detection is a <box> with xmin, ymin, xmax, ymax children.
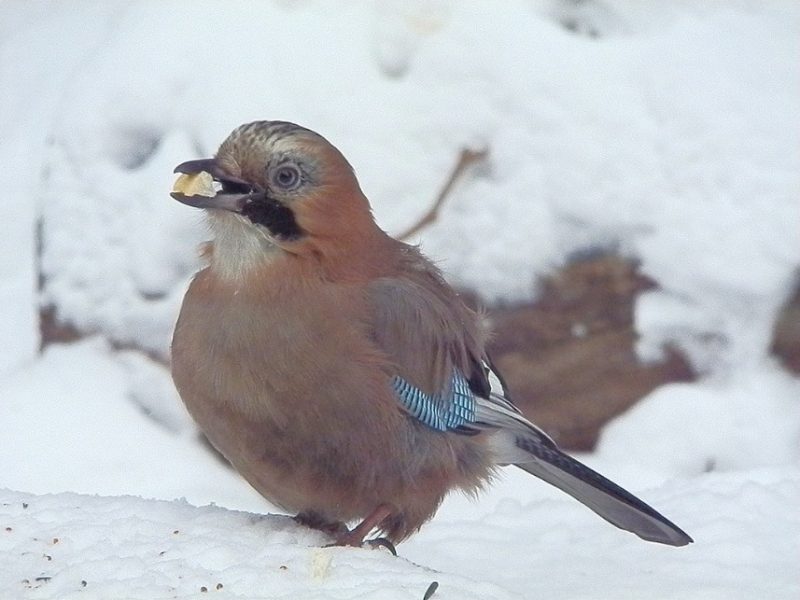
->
<box><xmin>0</xmin><ymin>0</ymin><xmax>798</xmax><ymax>515</ymax></box>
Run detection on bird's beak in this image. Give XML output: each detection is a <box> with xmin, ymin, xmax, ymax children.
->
<box><xmin>170</xmin><ymin>158</ymin><xmax>264</xmax><ymax>212</ymax></box>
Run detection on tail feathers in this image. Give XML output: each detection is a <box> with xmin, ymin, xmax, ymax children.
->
<box><xmin>514</xmin><ymin>435</ymin><xmax>693</xmax><ymax>546</ymax></box>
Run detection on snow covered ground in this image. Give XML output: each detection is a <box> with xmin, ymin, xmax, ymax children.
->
<box><xmin>1</xmin><ymin>1</ymin><xmax>799</xmax><ymax>598</ymax></box>
<box><xmin>3</xmin><ymin>470</ymin><xmax>798</xmax><ymax>599</ymax></box>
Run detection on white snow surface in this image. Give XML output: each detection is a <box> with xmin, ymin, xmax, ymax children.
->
<box><xmin>1</xmin><ymin>1</ymin><xmax>799</xmax><ymax>598</ymax></box>
<box><xmin>2</xmin><ymin>469</ymin><xmax>798</xmax><ymax>600</ymax></box>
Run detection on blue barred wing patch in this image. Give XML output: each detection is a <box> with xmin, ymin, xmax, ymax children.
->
<box><xmin>391</xmin><ymin>371</ymin><xmax>476</xmax><ymax>432</ymax></box>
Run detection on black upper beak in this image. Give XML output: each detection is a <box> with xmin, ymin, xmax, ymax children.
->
<box><xmin>173</xmin><ymin>158</ymin><xmax>251</xmax><ymax>188</ymax></box>
<box><xmin>170</xmin><ymin>158</ymin><xmax>265</xmax><ymax>211</ymax></box>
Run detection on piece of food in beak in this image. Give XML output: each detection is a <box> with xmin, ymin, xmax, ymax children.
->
<box><xmin>172</xmin><ymin>171</ymin><xmax>216</xmax><ymax>198</ymax></box>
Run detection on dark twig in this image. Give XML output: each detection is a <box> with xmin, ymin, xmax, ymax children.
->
<box><xmin>423</xmin><ymin>581</ymin><xmax>439</xmax><ymax>600</ymax></box>
<box><xmin>397</xmin><ymin>147</ymin><xmax>489</xmax><ymax>241</ymax></box>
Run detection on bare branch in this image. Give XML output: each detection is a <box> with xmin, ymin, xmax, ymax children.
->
<box><xmin>397</xmin><ymin>146</ymin><xmax>489</xmax><ymax>241</ymax></box>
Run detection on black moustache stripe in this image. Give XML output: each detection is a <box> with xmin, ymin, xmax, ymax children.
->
<box><xmin>241</xmin><ymin>198</ymin><xmax>303</xmax><ymax>240</ymax></box>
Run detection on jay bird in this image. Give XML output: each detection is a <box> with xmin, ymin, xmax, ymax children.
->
<box><xmin>170</xmin><ymin>120</ymin><xmax>692</xmax><ymax>549</ymax></box>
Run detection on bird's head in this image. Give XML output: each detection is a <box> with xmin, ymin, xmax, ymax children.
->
<box><xmin>172</xmin><ymin>121</ymin><xmax>381</xmax><ymax>279</ymax></box>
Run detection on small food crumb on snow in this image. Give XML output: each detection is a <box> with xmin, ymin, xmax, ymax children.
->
<box><xmin>310</xmin><ymin>549</ymin><xmax>333</xmax><ymax>581</ymax></box>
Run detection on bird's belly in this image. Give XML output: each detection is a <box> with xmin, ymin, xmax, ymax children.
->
<box><xmin>181</xmin><ymin>380</ymin><xmax>493</xmax><ymax>530</ymax></box>
<box><xmin>171</xmin><ymin>289</ymin><xmax>495</xmax><ymax>536</ymax></box>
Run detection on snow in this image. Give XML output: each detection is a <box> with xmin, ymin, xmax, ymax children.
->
<box><xmin>1</xmin><ymin>1</ymin><xmax>799</xmax><ymax>598</ymax></box>
<box><xmin>2</xmin><ymin>489</ymin><xmax>512</xmax><ymax>600</ymax></box>
<box><xmin>2</xmin><ymin>470</ymin><xmax>798</xmax><ymax>599</ymax></box>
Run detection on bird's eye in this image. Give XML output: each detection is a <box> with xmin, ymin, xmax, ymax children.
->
<box><xmin>272</xmin><ymin>165</ymin><xmax>302</xmax><ymax>191</ymax></box>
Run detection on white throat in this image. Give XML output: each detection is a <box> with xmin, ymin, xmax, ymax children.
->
<box><xmin>207</xmin><ymin>211</ymin><xmax>281</xmax><ymax>281</ymax></box>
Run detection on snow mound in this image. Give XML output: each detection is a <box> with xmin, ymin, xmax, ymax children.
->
<box><xmin>3</xmin><ymin>468</ymin><xmax>799</xmax><ymax>600</ymax></box>
<box><xmin>0</xmin><ymin>489</ymin><xmax>512</xmax><ymax>600</ymax></box>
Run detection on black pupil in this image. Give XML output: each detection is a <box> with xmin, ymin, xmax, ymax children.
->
<box><xmin>277</xmin><ymin>167</ymin><xmax>297</xmax><ymax>187</ymax></box>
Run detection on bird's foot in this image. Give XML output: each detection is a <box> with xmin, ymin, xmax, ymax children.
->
<box><xmin>326</xmin><ymin>533</ymin><xmax>397</xmax><ymax>555</ymax></box>
<box><xmin>328</xmin><ymin>504</ymin><xmax>397</xmax><ymax>554</ymax></box>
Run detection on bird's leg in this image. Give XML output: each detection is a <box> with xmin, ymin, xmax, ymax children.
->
<box><xmin>333</xmin><ymin>504</ymin><xmax>394</xmax><ymax>549</ymax></box>
<box><xmin>294</xmin><ymin>511</ymin><xmax>349</xmax><ymax>538</ymax></box>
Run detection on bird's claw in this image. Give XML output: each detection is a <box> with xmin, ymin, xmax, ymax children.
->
<box><xmin>324</xmin><ymin>536</ymin><xmax>397</xmax><ymax>555</ymax></box>
<box><xmin>365</xmin><ymin>537</ymin><xmax>397</xmax><ymax>555</ymax></box>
